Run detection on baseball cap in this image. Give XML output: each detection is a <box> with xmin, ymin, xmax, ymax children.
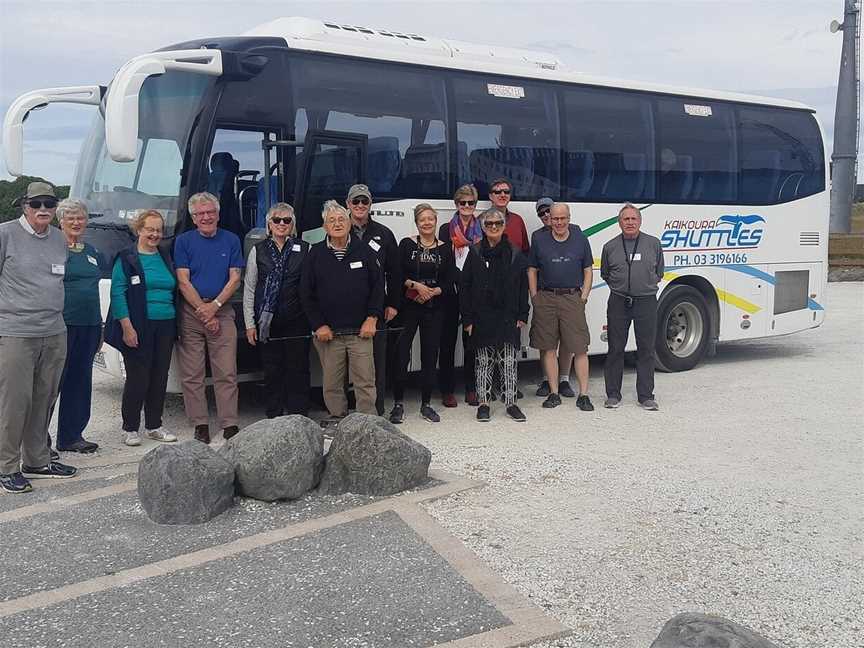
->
<box><xmin>535</xmin><ymin>197</ymin><xmax>554</xmax><ymax>212</ymax></box>
<box><xmin>24</xmin><ymin>181</ymin><xmax>57</xmax><ymax>200</ymax></box>
<box><xmin>347</xmin><ymin>184</ymin><xmax>372</xmax><ymax>202</ymax></box>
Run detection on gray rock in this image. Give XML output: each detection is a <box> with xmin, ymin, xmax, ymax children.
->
<box><xmin>318</xmin><ymin>413</ymin><xmax>431</xmax><ymax>496</ymax></box>
<box><xmin>219</xmin><ymin>415</ymin><xmax>324</xmax><ymax>501</ymax></box>
<box><xmin>651</xmin><ymin>613</ymin><xmax>783</xmax><ymax>648</ymax></box>
<box><xmin>137</xmin><ymin>441</ymin><xmax>234</xmax><ymax>525</ymax></box>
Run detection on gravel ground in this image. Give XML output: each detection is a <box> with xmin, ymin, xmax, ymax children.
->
<box><xmin>69</xmin><ymin>282</ymin><xmax>863</xmax><ymax>648</ymax></box>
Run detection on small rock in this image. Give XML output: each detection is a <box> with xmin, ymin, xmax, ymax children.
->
<box><xmin>651</xmin><ymin>612</ymin><xmax>783</xmax><ymax>648</ymax></box>
<box><xmin>318</xmin><ymin>413</ymin><xmax>431</xmax><ymax>496</ymax></box>
<box><xmin>219</xmin><ymin>415</ymin><xmax>324</xmax><ymax>501</ymax></box>
<box><xmin>138</xmin><ymin>441</ymin><xmax>234</xmax><ymax>525</ymax></box>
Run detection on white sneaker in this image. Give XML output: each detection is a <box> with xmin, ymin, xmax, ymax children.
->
<box><xmin>124</xmin><ymin>431</ymin><xmax>142</xmax><ymax>446</ymax></box>
<box><xmin>146</xmin><ymin>427</ymin><xmax>177</xmax><ymax>443</ymax></box>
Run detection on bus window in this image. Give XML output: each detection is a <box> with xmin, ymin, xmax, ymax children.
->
<box><xmin>137</xmin><ymin>139</ymin><xmax>182</xmax><ymax>196</ymax></box>
<box><xmin>657</xmin><ymin>99</ymin><xmax>737</xmax><ymax>204</ymax></box>
<box><xmin>452</xmin><ymin>75</ymin><xmax>560</xmax><ymax>200</ymax></box>
<box><xmin>563</xmin><ymin>88</ymin><xmax>656</xmax><ymax>202</ymax></box>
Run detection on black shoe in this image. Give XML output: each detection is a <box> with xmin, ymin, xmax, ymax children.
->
<box><xmin>194</xmin><ymin>425</ymin><xmax>210</xmax><ymax>444</ymax></box>
<box><xmin>576</xmin><ymin>395</ymin><xmax>595</xmax><ymax>411</ymax></box>
<box><xmin>0</xmin><ymin>472</ymin><xmax>32</xmax><ymax>494</ymax></box>
<box><xmin>420</xmin><ymin>403</ymin><xmax>440</xmax><ymax>423</ymax></box>
<box><xmin>223</xmin><ymin>426</ymin><xmax>239</xmax><ymax>440</ymax></box>
<box><xmin>57</xmin><ymin>439</ymin><xmax>99</xmax><ymax>454</ymax></box>
<box><xmin>506</xmin><ymin>404</ymin><xmax>526</xmax><ymax>422</ymax></box>
<box><xmin>389</xmin><ymin>402</ymin><xmax>404</xmax><ymax>424</ymax></box>
<box><xmin>476</xmin><ymin>404</ymin><xmax>491</xmax><ymax>422</ymax></box>
<box><xmin>535</xmin><ymin>380</ymin><xmax>551</xmax><ymax>397</ymax></box>
<box><xmin>21</xmin><ymin>461</ymin><xmax>77</xmax><ymax>479</ymax></box>
<box><xmin>50</xmin><ymin>449</ymin><xmax>60</xmax><ymax>462</ymax></box>
<box><xmin>559</xmin><ymin>381</ymin><xmax>576</xmax><ymax>398</ymax></box>
<box><xmin>542</xmin><ymin>393</ymin><xmax>562</xmax><ymax>408</ymax></box>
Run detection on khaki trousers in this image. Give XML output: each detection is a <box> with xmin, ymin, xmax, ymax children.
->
<box><xmin>176</xmin><ymin>300</ymin><xmax>238</xmax><ymax>428</ymax></box>
<box><xmin>313</xmin><ymin>335</ymin><xmax>376</xmax><ymax>417</ymax></box>
<box><xmin>0</xmin><ymin>333</ymin><xmax>66</xmax><ymax>474</ymax></box>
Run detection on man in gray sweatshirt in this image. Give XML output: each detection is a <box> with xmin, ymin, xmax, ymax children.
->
<box><xmin>600</xmin><ymin>203</ymin><xmax>665</xmax><ymax>411</ymax></box>
<box><xmin>0</xmin><ymin>182</ymin><xmax>78</xmax><ymax>493</ymax></box>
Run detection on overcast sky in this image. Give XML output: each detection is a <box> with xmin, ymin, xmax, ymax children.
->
<box><xmin>0</xmin><ymin>0</ymin><xmax>859</xmax><ymax>184</ymax></box>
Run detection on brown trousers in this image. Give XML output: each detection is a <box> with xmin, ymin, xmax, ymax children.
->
<box><xmin>176</xmin><ymin>300</ymin><xmax>238</xmax><ymax>428</ymax></box>
<box><xmin>313</xmin><ymin>335</ymin><xmax>376</xmax><ymax>417</ymax></box>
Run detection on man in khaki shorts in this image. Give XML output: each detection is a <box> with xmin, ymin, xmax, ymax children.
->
<box><xmin>527</xmin><ymin>203</ymin><xmax>594</xmax><ymax>411</ymax></box>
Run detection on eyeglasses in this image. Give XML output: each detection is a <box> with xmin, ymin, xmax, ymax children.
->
<box><xmin>484</xmin><ymin>220</ymin><xmax>505</xmax><ymax>228</ymax></box>
<box><xmin>27</xmin><ymin>199</ymin><xmax>58</xmax><ymax>209</ymax></box>
<box><xmin>550</xmin><ymin>217</ymin><xmax>569</xmax><ymax>223</ymax></box>
<box><xmin>193</xmin><ymin>208</ymin><xmax>218</xmax><ymax>217</ymax></box>
<box><xmin>270</xmin><ymin>216</ymin><xmax>293</xmax><ymax>225</ymax></box>
<box><xmin>351</xmin><ymin>197</ymin><xmax>370</xmax><ymax>206</ymax></box>
<box><xmin>325</xmin><ymin>217</ymin><xmax>349</xmax><ymax>225</ymax></box>
<box><xmin>538</xmin><ymin>208</ymin><xmax>551</xmax><ymax>217</ymax></box>
<box><xmin>62</xmin><ymin>215</ymin><xmax>87</xmax><ymax>222</ymax></box>
<box><xmin>457</xmin><ymin>200</ymin><xmax>476</xmax><ymax>207</ymax></box>
<box><xmin>490</xmin><ymin>188</ymin><xmax>511</xmax><ymax>195</ymax></box>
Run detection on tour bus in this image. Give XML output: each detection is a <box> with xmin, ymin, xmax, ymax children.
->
<box><xmin>3</xmin><ymin>16</ymin><xmax>828</xmax><ymax>390</ymax></box>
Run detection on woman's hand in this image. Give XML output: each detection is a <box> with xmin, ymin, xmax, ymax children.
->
<box><xmin>414</xmin><ymin>283</ymin><xmax>436</xmax><ymax>303</ymax></box>
<box><xmin>122</xmin><ymin>326</ymin><xmax>139</xmax><ymax>348</ymax></box>
<box><xmin>464</xmin><ymin>324</ymin><xmax>473</xmax><ymax>336</ymax></box>
<box><xmin>246</xmin><ymin>327</ymin><xmax>257</xmax><ymax>346</ymax></box>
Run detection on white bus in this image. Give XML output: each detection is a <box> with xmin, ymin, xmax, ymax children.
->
<box><xmin>3</xmin><ymin>16</ymin><xmax>828</xmax><ymax>388</ymax></box>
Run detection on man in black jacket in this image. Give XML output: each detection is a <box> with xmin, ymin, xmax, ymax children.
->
<box><xmin>301</xmin><ymin>200</ymin><xmax>384</xmax><ymax>418</ymax></box>
<box><xmin>346</xmin><ymin>184</ymin><xmax>399</xmax><ymax>415</ymax></box>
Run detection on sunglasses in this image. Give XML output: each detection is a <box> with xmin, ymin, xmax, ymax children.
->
<box><xmin>538</xmin><ymin>208</ymin><xmax>551</xmax><ymax>216</ymax></box>
<box><xmin>490</xmin><ymin>189</ymin><xmax>511</xmax><ymax>195</ymax></box>
<box><xmin>484</xmin><ymin>220</ymin><xmax>505</xmax><ymax>228</ymax></box>
<box><xmin>458</xmin><ymin>200</ymin><xmax>476</xmax><ymax>207</ymax></box>
<box><xmin>270</xmin><ymin>216</ymin><xmax>293</xmax><ymax>225</ymax></box>
<box><xmin>27</xmin><ymin>199</ymin><xmax>58</xmax><ymax>209</ymax></box>
<box><xmin>351</xmin><ymin>197</ymin><xmax>370</xmax><ymax>206</ymax></box>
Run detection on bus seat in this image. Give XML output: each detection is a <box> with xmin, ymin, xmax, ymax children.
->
<box><xmin>367</xmin><ymin>136</ymin><xmax>401</xmax><ymax>195</ymax></box>
<box><xmin>256</xmin><ymin>176</ymin><xmax>279</xmax><ymax>228</ymax></box>
<box><xmin>742</xmin><ymin>150</ymin><xmax>781</xmax><ymax>203</ymax></box>
<box><xmin>660</xmin><ymin>154</ymin><xmax>693</xmax><ymax>201</ymax></box>
<box><xmin>207</xmin><ymin>152</ymin><xmax>244</xmax><ymax>238</ymax></box>
<box><xmin>564</xmin><ymin>150</ymin><xmax>594</xmax><ymax>198</ymax></box>
<box><xmin>622</xmin><ymin>153</ymin><xmax>647</xmax><ymax>198</ymax></box>
<box><xmin>398</xmin><ymin>142</ymin><xmax>449</xmax><ymax>195</ymax></box>
<box><xmin>600</xmin><ymin>153</ymin><xmax>647</xmax><ymax>199</ymax></box>
<box><xmin>469</xmin><ymin>147</ymin><xmax>535</xmax><ymax>196</ymax></box>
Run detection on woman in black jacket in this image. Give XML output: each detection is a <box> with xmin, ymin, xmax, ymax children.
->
<box><xmin>243</xmin><ymin>203</ymin><xmax>311</xmax><ymax>417</ymax></box>
<box><xmin>460</xmin><ymin>208</ymin><xmax>530</xmax><ymax>423</ymax></box>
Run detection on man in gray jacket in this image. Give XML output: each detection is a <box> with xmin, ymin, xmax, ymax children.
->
<box><xmin>600</xmin><ymin>203</ymin><xmax>665</xmax><ymax>411</ymax></box>
<box><xmin>0</xmin><ymin>182</ymin><xmax>78</xmax><ymax>493</ymax></box>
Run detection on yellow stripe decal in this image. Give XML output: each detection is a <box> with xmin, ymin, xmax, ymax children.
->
<box><xmin>663</xmin><ymin>271</ymin><xmax>761</xmax><ymax>315</ymax></box>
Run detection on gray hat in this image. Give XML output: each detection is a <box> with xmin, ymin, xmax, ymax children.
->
<box><xmin>535</xmin><ymin>197</ymin><xmax>554</xmax><ymax>212</ymax></box>
<box><xmin>347</xmin><ymin>184</ymin><xmax>371</xmax><ymax>202</ymax></box>
<box><xmin>24</xmin><ymin>181</ymin><xmax>57</xmax><ymax>200</ymax></box>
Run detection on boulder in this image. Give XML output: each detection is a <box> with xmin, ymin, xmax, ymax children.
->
<box><xmin>318</xmin><ymin>413</ymin><xmax>431</xmax><ymax>496</ymax></box>
<box><xmin>650</xmin><ymin>613</ymin><xmax>783</xmax><ymax>648</ymax></box>
<box><xmin>137</xmin><ymin>441</ymin><xmax>234</xmax><ymax>525</ymax></box>
<box><xmin>219</xmin><ymin>415</ymin><xmax>325</xmax><ymax>501</ymax></box>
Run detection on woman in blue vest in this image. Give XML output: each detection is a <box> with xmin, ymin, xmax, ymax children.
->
<box><xmin>105</xmin><ymin>210</ymin><xmax>179</xmax><ymax>447</ymax></box>
<box><xmin>243</xmin><ymin>203</ymin><xmax>311</xmax><ymax>417</ymax></box>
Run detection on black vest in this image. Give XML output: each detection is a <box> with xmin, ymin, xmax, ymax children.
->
<box><xmin>252</xmin><ymin>237</ymin><xmax>309</xmax><ymax>324</ymax></box>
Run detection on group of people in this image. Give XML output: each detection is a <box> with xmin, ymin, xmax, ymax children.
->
<box><xmin>0</xmin><ymin>177</ymin><xmax>664</xmax><ymax>495</ymax></box>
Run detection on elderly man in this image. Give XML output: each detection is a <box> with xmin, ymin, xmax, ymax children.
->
<box><xmin>527</xmin><ymin>203</ymin><xmax>594</xmax><ymax>411</ymax></box>
<box><xmin>600</xmin><ymin>203</ymin><xmax>665</xmax><ymax>411</ymax></box>
<box><xmin>488</xmin><ymin>177</ymin><xmax>529</xmax><ymax>253</ymax></box>
<box><xmin>301</xmin><ymin>200</ymin><xmax>384</xmax><ymax>418</ymax></box>
<box><xmin>0</xmin><ymin>182</ymin><xmax>77</xmax><ymax>493</ymax></box>
<box><xmin>174</xmin><ymin>191</ymin><xmax>245</xmax><ymax>443</ymax></box>
<box><xmin>345</xmin><ymin>184</ymin><xmax>399</xmax><ymax>415</ymax></box>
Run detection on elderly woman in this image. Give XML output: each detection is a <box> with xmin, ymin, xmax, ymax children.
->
<box><xmin>459</xmin><ymin>208</ymin><xmax>530</xmax><ymax>422</ymax></box>
<box><xmin>388</xmin><ymin>204</ymin><xmax>456</xmax><ymax>425</ymax></box>
<box><xmin>243</xmin><ymin>203</ymin><xmax>311</xmax><ymax>417</ymax></box>
<box><xmin>437</xmin><ymin>184</ymin><xmax>483</xmax><ymax>408</ymax></box>
<box><xmin>104</xmin><ymin>210</ymin><xmax>178</xmax><ymax>446</ymax></box>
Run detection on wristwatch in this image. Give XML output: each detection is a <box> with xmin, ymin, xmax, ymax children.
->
<box><xmin>214</xmin><ymin>298</ymin><xmax>223</xmax><ymax>308</ymax></box>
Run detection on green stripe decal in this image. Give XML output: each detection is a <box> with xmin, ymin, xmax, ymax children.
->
<box><xmin>582</xmin><ymin>215</ymin><xmax>619</xmax><ymax>237</ymax></box>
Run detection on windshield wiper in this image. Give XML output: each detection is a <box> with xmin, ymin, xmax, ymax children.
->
<box><xmin>87</xmin><ymin>221</ymin><xmax>132</xmax><ymax>231</ymax></box>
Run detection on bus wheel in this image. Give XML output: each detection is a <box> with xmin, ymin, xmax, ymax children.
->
<box><xmin>655</xmin><ymin>285</ymin><xmax>710</xmax><ymax>372</ymax></box>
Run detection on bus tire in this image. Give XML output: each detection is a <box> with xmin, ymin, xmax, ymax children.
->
<box><xmin>655</xmin><ymin>285</ymin><xmax>711</xmax><ymax>373</ymax></box>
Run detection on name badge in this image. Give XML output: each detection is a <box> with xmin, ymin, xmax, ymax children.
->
<box><xmin>368</xmin><ymin>239</ymin><xmax>381</xmax><ymax>252</ymax></box>
<box><xmin>350</xmin><ymin>261</ymin><xmax>363</xmax><ymax>269</ymax></box>
<box><xmin>632</xmin><ymin>253</ymin><xmax>642</xmax><ymax>261</ymax></box>
<box><xmin>51</xmin><ymin>264</ymin><xmax>65</xmax><ymax>275</ymax></box>
<box><xmin>130</xmin><ymin>275</ymin><xmax>141</xmax><ymax>285</ymax></box>
<box><xmin>87</xmin><ymin>255</ymin><xmax>99</xmax><ymax>266</ymax></box>
<box><xmin>292</xmin><ymin>244</ymin><xmax>301</xmax><ymax>252</ymax></box>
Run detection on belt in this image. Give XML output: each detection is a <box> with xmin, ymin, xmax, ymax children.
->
<box><xmin>541</xmin><ymin>287</ymin><xmax>579</xmax><ymax>295</ymax></box>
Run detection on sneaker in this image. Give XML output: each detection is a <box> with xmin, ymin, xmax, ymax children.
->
<box><xmin>506</xmin><ymin>404</ymin><xmax>527</xmax><ymax>422</ymax></box>
<box><xmin>50</xmin><ymin>448</ymin><xmax>60</xmax><ymax>461</ymax></box>
<box><xmin>222</xmin><ymin>426</ymin><xmax>239</xmax><ymax>440</ymax></box>
<box><xmin>535</xmin><ymin>380</ymin><xmax>551</xmax><ymax>397</ymax></box>
<box><xmin>21</xmin><ymin>461</ymin><xmax>77</xmax><ymax>479</ymax></box>
<box><xmin>146</xmin><ymin>427</ymin><xmax>178</xmax><ymax>443</ymax></box>
<box><xmin>604</xmin><ymin>397</ymin><xmax>622</xmax><ymax>409</ymax></box>
<box><xmin>542</xmin><ymin>393</ymin><xmax>562</xmax><ymax>408</ymax></box>
<box><xmin>476</xmin><ymin>404</ymin><xmax>491</xmax><ymax>422</ymax></box>
<box><xmin>194</xmin><ymin>425</ymin><xmax>211</xmax><ymax>444</ymax></box>
<box><xmin>640</xmin><ymin>399</ymin><xmax>660</xmax><ymax>411</ymax></box>
<box><xmin>389</xmin><ymin>402</ymin><xmax>404</xmax><ymax>424</ymax></box>
<box><xmin>465</xmin><ymin>391</ymin><xmax>479</xmax><ymax>406</ymax></box>
<box><xmin>57</xmin><ymin>439</ymin><xmax>99</xmax><ymax>453</ymax></box>
<box><xmin>441</xmin><ymin>393</ymin><xmax>458</xmax><ymax>408</ymax></box>
<box><xmin>124</xmin><ymin>431</ymin><xmax>142</xmax><ymax>447</ymax></box>
<box><xmin>0</xmin><ymin>472</ymin><xmax>32</xmax><ymax>494</ymax></box>
<box><xmin>559</xmin><ymin>381</ymin><xmax>576</xmax><ymax>398</ymax></box>
<box><xmin>576</xmin><ymin>395</ymin><xmax>595</xmax><ymax>412</ymax></box>
<box><xmin>420</xmin><ymin>404</ymin><xmax>440</xmax><ymax>423</ymax></box>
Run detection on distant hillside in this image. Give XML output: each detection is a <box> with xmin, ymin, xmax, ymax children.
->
<box><xmin>0</xmin><ymin>176</ymin><xmax>70</xmax><ymax>223</ymax></box>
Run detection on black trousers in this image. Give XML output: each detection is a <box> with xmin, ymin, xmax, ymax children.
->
<box><xmin>438</xmin><ymin>294</ymin><xmax>476</xmax><ymax>395</ymax></box>
<box><xmin>121</xmin><ymin>319</ymin><xmax>175</xmax><ymax>432</ymax></box>
<box><xmin>372</xmin><ymin>321</ymin><xmax>392</xmax><ymax>416</ymax></box>
<box><xmin>55</xmin><ymin>325</ymin><xmax>102</xmax><ymax>446</ymax></box>
<box><xmin>260</xmin><ymin>318</ymin><xmax>311</xmax><ymax>417</ymax></box>
<box><xmin>393</xmin><ymin>303</ymin><xmax>443</xmax><ymax>404</ymax></box>
<box><xmin>604</xmin><ymin>293</ymin><xmax>657</xmax><ymax>402</ymax></box>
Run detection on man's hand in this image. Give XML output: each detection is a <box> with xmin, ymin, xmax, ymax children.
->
<box><xmin>315</xmin><ymin>325</ymin><xmax>334</xmax><ymax>342</ymax></box>
<box><xmin>246</xmin><ymin>327</ymin><xmax>257</xmax><ymax>346</ymax></box>
<box><xmin>464</xmin><ymin>324</ymin><xmax>473</xmax><ymax>336</ymax></box>
<box><xmin>580</xmin><ymin>292</ymin><xmax>589</xmax><ymax>304</ymax></box>
<box><xmin>384</xmin><ymin>306</ymin><xmax>398</xmax><ymax>322</ymax></box>
<box><xmin>196</xmin><ymin>301</ymin><xmax>219</xmax><ymax>322</ymax></box>
<box><xmin>204</xmin><ymin>318</ymin><xmax>220</xmax><ymax>335</ymax></box>
<box><xmin>358</xmin><ymin>317</ymin><xmax>377</xmax><ymax>339</ymax></box>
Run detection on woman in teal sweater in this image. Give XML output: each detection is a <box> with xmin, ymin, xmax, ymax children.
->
<box><xmin>106</xmin><ymin>210</ymin><xmax>179</xmax><ymax>447</ymax></box>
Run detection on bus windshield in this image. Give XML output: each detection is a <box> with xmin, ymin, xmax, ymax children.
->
<box><xmin>71</xmin><ymin>71</ymin><xmax>211</xmax><ymax>234</ymax></box>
